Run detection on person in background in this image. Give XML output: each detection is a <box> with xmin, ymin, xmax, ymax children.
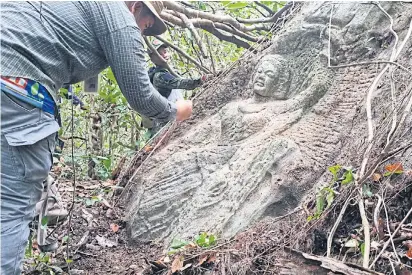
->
<box><xmin>143</xmin><ymin>39</ymin><xmax>211</xmax><ymax>136</ymax></box>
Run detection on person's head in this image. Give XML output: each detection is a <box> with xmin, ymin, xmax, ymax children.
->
<box><xmin>149</xmin><ymin>39</ymin><xmax>170</xmax><ymax>65</ymax></box>
<box><xmin>125</xmin><ymin>1</ymin><xmax>167</xmax><ymax>36</ymax></box>
<box><xmin>253</xmin><ymin>54</ymin><xmax>291</xmax><ymax>100</ymax></box>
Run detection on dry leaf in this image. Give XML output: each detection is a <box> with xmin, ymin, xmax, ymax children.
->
<box><xmin>184</xmin><ymin>242</ymin><xmax>197</xmax><ymax>250</ymax></box>
<box><xmin>406</xmin><ymin>248</ymin><xmax>412</xmax><ymax>259</ymax></box>
<box><xmin>102</xmin><ymin>180</ymin><xmax>114</xmax><ymax>187</ymax></box>
<box><xmin>100</xmin><ymin>198</ymin><xmax>112</xmax><ymax>208</ymax></box>
<box><xmin>144</xmin><ymin>145</ymin><xmax>153</xmax><ymax>152</ymax></box>
<box><xmin>197</xmin><ymin>254</ymin><xmax>208</xmax><ymax>266</ymax></box>
<box><xmin>385</xmin><ymin>162</ymin><xmax>404</xmax><ymax>173</ymax></box>
<box><xmin>207</xmin><ymin>253</ymin><xmax>217</xmax><ymax>263</ymax></box>
<box><xmin>110</xmin><ymin>223</ymin><xmax>120</xmax><ymax>233</ymax></box>
<box><xmin>372</xmin><ymin>173</ymin><xmax>382</xmax><ymax>182</ymax></box>
<box><xmin>171</xmin><ymin>256</ymin><xmax>184</xmax><ymax>273</ymax></box>
<box><xmin>163</xmin><ymin>255</ymin><xmax>171</xmax><ymax>263</ymax></box>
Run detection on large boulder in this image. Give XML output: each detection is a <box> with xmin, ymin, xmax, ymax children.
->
<box><xmin>126</xmin><ymin>2</ymin><xmax>412</xmax><ymax>243</ymax></box>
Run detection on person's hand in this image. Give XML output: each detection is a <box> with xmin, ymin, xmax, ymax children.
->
<box><xmin>201</xmin><ymin>74</ymin><xmax>215</xmax><ymax>83</ymax></box>
<box><xmin>175</xmin><ymin>100</ymin><xmax>193</xmax><ymax>121</ymax></box>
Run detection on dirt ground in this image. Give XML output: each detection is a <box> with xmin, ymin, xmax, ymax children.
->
<box><xmin>22</xmin><ymin>168</ymin><xmax>412</xmax><ymax>275</ymax></box>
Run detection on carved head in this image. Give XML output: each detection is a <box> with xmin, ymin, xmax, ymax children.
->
<box><xmin>253</xmin><ymin>55</ymin><xmax>291</xmax><ymax>100</ymax></box>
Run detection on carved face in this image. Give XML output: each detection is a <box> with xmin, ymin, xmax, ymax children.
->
<box><xmin>253</xmin><ymin>56</ymin><xmax>290</xmax><ymax>100</ymax></box>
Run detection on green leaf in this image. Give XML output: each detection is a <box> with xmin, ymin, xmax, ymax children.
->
<box><xmin>107</xmin><ymin>68</ymin><xmax>117</xmax><ymax>84</ymax></box>
<box><xmin>328</xmin><ymin>165</ymin><xmax>342</xmax><ymax>181</ymax></box>
<box><xmin>41</xmin><ymin>216</ymin><xmax>49</xmax><ymax>229</ymax></box>
<box><xmin>65</xmin><ymin>258</ymin><xmax>73</xmax><ymax>264</ymax></box>
<box><xmin>25</xmin><ymin>237</ymin><xmax>33</xmax><ymax>258</ymax></box>
<box><xmin>326</xmin><ymin>190</ymin><xmax>334</xmax><ymax>209</ymax></box>
<box><xmin>195</xmin><ymin>232</ymin><xmax>208</xmax><ymax>247</ymax></box>
<box><xmin>170</xmin><ymin>238</ymin><xmax>189</xmax><ymax>249</ymax></box>
<box><xmin>224</xmin><ymin>1</ymin><xmax>248</xmax><ymax>9</ymax></box>
<box><xmin>315</xmin><ymin>194</ymin><xmax>325</xmax><ymax>216</ymax></box>
<box><xmin>362</xmin><ymin>184</ymin><xmax>373</xmax><ymax>197</ymax></box>
<box><xmin>102</xmin><ymin>158</ymin><xmax>112</xmax><ymax>171</ymax></box>
<box><xmin>62</xmin><ymin>236</ymin><xmax>69</xmax><ymax>243</ymax></box>
<box><xmin>209</xmin><ymin>234</ymin><xmax>216</xmax><ymax>245</ymax></box>
<box><xmin>360</xmin><ymin>242</ymin><xmax>365</xmax><ymax>256</ymax></box>
<box><xmin>383</xmin><ymin>171</ymin><xmax>403</xmax><ymax>177</ymax></box>
<box><xmin>342</xmin><ymin>170</ymin><xmax>354</xmax><ymax>185</ymax></box>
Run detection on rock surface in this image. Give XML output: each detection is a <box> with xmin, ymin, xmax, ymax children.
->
<box><xmin>126</xmin><ymin>2</ymin><xmax>412</xmax><ymax>243</ymax></box>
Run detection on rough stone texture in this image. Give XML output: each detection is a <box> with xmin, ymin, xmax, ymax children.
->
<box><xmin>126</xmin><ymin>2</ymin><xmax>412</xmax><ymax>243</ymax></box>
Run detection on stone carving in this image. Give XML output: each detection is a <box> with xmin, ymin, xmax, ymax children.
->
<box><xmin>127</xmin><ymin>48</ymin><xmax>333</xmax><ymax>241</ymax></box>
<box><xmin>126</xmin><ymin>2</ymin><xmax>412</xmax><ymax>243</ymax></box>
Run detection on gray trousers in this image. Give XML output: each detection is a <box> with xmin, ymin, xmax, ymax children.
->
<box><xmin>1</xmin><ymin>91</ymin><xmax>59</xmax><ymax>274</ymax></box>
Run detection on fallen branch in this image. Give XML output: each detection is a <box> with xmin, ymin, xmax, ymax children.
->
<box><xmin>153</xmin><ymin>35</ymin><xmax>212</xmax><ymax>74</ymax></box>
<box><xmin>359</xmin><ymin>198</ymin><xmax>370</xmax><ymax>268</ymax></box>
<box><xmin>301</xmin><ymin>252</ymin><xmax>384</xmax><ymax>275</ymax></box>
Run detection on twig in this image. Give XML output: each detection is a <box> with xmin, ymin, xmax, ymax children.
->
<box><xmin>74</xmin><ymin>211</ymin><xmax>94</xmax><ymax>254</ymax></box>
<box><xmin>184</xmin><ymin>239</ymin><xmax>235</xmax><ymax>261</ymax></box>
<box><xmin>327</xmin><ymin>189</ymin><xmax>356</xmax><ymax>257</ymax></box>
<box><xmin>359</xmin><ymin>17</ymin><xmax>411</xmax><ymax>178</ymax></box>
<box><xmin>381</xmin><ymin>196</ymin><xmax>401</xmax><ymax>263</ymax></box>
<box><xmin>255</xmin><ymin>1</ymin><xmax>275</xmax><ymax>15</ymax></box>
<box><xmin>373</xmin><ymin>195</ymin><xmax>383</xmax><ymax>235</ymax></box>
<box><xmin>237</xmin><ymin>2</ymin><xmax>293</xmax><ymax>24</ymax></box>
<box><xmin>374</xmin><ymin>2</ymin><xmax>399</xmax><ymax>149</ymax></box>
<box><xmin>77</xmin><ymin>251</ymin><xmax>97</xmax><ymax>257</ymax></box>
<box><xmin>386</xmin><ymin>68</ymin><xmax>398</xmax><ymax>146</ymax></box>
<box><xmin>154</xmin><ymin>35</ymin><xmax>212</xmax><ymax>74</ymax></box>
<box><xmin>389</xmin><ymin>260</ymin><xmax>396</xmax><ymax>275</ymax></box>
<box><xmin>359</xmin><ymin>198</ymin><xmax>370</xmax><ymax>268</ymax></box>
<box><xmin>206</xmin><ymin>35</ymin><xmax>217</xmax><ymax>74</ymax></box>
<box><xmin>369</xmin><ymin>205</ymin><xmax>412</xmax><ymax>268</ymax></box>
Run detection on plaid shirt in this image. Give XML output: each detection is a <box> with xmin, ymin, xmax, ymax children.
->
<box><xmin>0</xmin><ymin>1</ymin><xmax>176</xmax><ymax>122</ymax></box>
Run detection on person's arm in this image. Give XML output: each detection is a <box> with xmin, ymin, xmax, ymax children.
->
<box><xmin>154</xmin><ymin>71</ymin><xmax>202</xmax><ymax>91</ymax></box>
<box><xmin>98</xmin><ymin>26</ymin><xmax>176</xmax><ymax>122</ymax></box>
